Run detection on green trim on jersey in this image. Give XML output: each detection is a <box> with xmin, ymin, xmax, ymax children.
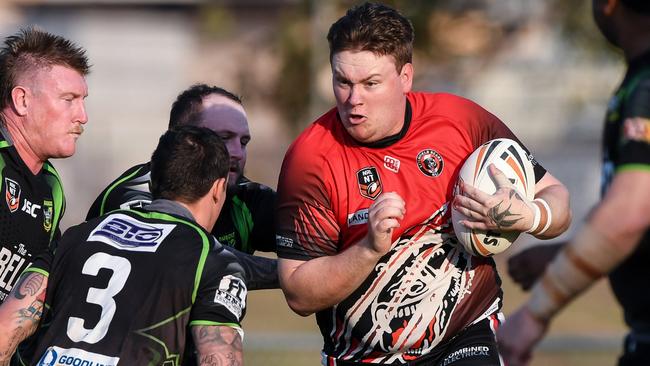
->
<box><xmin>616</xmin><ymin>163</ymin><xmax>650</xmax><ymax>173</ymax></box>
<box><xmin>0</xmin><ymin>140</ymin><xmax>8</xmax><ymax>182</ymax></box>
<box><xmin>22</xmin><ymin>267</ymin><xmax>50</xmax><ymax>278</ymax></box>
<box><xmin>126</xmin><ymin>210</ymin><xmax>211</xmax><ymax>303</ymax></box>
<box><xmin>231</xmin><ymin>196</ymin><xmax>254</xmax><ymax>253</ymax></box>
<box><xmin>99</xmin><ymin>165</ymin><xmax>149</xmax><ymax>216</ymax></box>
<box><xmin>189</xmin><ymin>320</ymin><xmax>240</xmax><ymax>328</ymax></box>
<box><xmin>42</xmin><ymin>162</ymin><xmax>65</xmax><ymax>243</ymax></box>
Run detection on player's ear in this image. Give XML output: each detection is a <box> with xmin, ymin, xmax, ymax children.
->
<box><xmin>212</xmin><ymin>177</ymin><xmax>227</xmax><ymax>204</ymax></box>
<box><xmin>399</xmin><ymin>62</ymin><xmax>413</xmax><ymax>93</ymax></box>
<box><xmin>10</xmin><ymin>86</ymin><xmax>29</xmax><ymax>116</ymax></box>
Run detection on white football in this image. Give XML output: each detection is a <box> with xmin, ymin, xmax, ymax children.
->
<box><xmin>451</xmin><ymin>138</ymin><xmax>536</xmax><ymax>257</ymax></box>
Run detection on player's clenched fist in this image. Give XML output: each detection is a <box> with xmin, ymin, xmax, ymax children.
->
<box><xmin>365</xmin><ymin>192</ymin><xmax>406</xmax><ymax>256</ymax></box>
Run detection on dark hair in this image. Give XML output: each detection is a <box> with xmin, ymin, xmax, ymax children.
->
<box><xmin>150</xmin><ymin>125</ymin><xmax>229</xmax><ymax>203</ymax></box>
<box><xmin>0</xmin><ymin>27</ymin><xmax>90</xmax><ymax>110</ymax></box>
<box><xmin>327</xmin><ymin>2</ymin><xmax>414</xmax><ymax>72</ymax></box>
<box><xmin>168</xmin><ymin>84</ymin><xmax>242</xmax><ymax>129</ymax></box>
<box><xmin>621</xmin><ymin>0</ymin><xmax>650</xmax><ymax>14</ymax></box>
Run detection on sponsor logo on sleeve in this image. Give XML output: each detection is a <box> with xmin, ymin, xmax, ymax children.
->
<box><xmin>416</xmin><ymin>149</ymin><xmax>444</xmax><ymax>177</ymax></box>
<box><xmin>357</xmin><ymin>167</ymin><xmax>382</xmax><ymax>200</ymax></box>
<box><xmin>383</xmin><ymin>155</ymin><xmax>401</xmax><ymax>173</ymax></box>
<box><xmin>347</xmin><ymin>208</ymin><xmax>369</xmax><ymax>227</ymax></box>
<box><xmin>88</xmin><ymin>213</ymin><xmax>175</xmax><ymax>252</ymax></box>
<box><xmin>276</xmin><ymin>235</ymin><xmax>294</xmax><ymax>248</ymax></box>
<box><xmin>37</xmin><ymin>346</ymin><xmax>119</xmax><ymax>366</ymax></box>
<box><xmin>214</xmin><ymin>275</ymin><xmax>247</xmax><ymax>320</ymax></box>
<box><xmin>5</xmin><ymin>178</ymin><xmax>20</xmax><ymax>213</ymax></box>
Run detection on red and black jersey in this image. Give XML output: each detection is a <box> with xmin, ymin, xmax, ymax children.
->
<box><xmin>28</xmin><ymin>201</ymin><xmax>247</xmax><ymax>366</ymax></box>
<box><xmin>0</xmin><ymin>132</ymin><xmax>64</xmax><ymax>304</ymax></box>
<box><xmin>602</xmin><ymin>49</ymin><xmax>650</xmax><ymax>330</ymax></box>
<box><xmin>276</xmin><ymin>92</ymin><xmax>545</xmax><ymax>363</ymax></box>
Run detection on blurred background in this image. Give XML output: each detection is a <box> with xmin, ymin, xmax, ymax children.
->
<box><xmin>0</xmin><ymin>0</ymin><xmax>627</xmax><ymax>364</ymax></box>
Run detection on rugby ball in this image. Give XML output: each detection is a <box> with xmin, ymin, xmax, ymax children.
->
<box><xmin>451</xmin><ymin>138</ymin><xmax>535</xmax><ymax>257</ymax></box>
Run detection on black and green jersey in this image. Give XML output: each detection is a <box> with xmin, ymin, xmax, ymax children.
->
<box><xmin>0</xmin><ymin>131</ymin><xmax>64</xmax><ymax>304</ymax></box>
<box><xmin>87</xmin><ymin>162</ymin><xmax>276</xmax><ymax>254</ymax></box>
<box><xmin>28</xmin><ymin>200</ymin><xmax>247</xmax><ymax>366</ymax></box>
<box><xmin>602</xmin><ymin>50</ymin><xmax>650</xmax><ymax>330</ymax></box>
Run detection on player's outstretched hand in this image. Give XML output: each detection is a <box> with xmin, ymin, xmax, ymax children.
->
<box><xmin>365</xmin><ymin>192</ymin><xmax>405</xmax><ymax>256</ymax></box>
<box><xmin>497</xmin><ymin>306</ymin><xmax>549</xmax><ymax>366</ymax></box>
<box><xmin>508</xmin><ymin>242</ymin><xmax>564</xmax><ymax>291</ymax></box>
<box><xmin>453</xmin><ymin>164</ymin><xmax>534</xmax><ymax>233</ymax></box>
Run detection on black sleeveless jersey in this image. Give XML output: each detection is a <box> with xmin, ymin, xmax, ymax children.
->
<box><xmin>601</xmin><ymin>50</ymin><xmax>650</xmax><ymax>330</ymax></box>
<box><xmin>0</xmin><ymin>133</ymin><xmax>64</xmax><ymax>304</ymax></box>
<box><xmin>86</xmin><ymin>162</ymin><xmax>276</xmax><ymax>254</ymax></box>
<box><xmin>28</xmin><ymin>205</ymin><xmax>247</xmax><ymax>366</ymax></box>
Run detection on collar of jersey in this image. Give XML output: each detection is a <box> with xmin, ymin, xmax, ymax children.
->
<box><xmin>0</xmin><ymin>123</ymin><xmax>13</xmax><ymax>148</ymax></box>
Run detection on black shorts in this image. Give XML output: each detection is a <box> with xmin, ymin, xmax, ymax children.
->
<box><xmin>329</xmin><ymin>315</ymin><xmax>503</xmax><ymax>365</ymax></box>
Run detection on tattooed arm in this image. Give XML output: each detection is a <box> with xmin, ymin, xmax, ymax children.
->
<box><xmin>192</xmin><ymin>325</ymin><xmax>243</xmax><ymax>366</ymax></box>
<box><xmin>0</xmin><ymin>272</ymin><xmax>48</xmax><ymax>365</ymax></box>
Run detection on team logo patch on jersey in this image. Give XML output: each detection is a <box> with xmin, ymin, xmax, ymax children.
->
<box><xmin>348</xmin><ymin>208</ymin><xmax>369</xmax><ymax>227</ymax></box>
<box><xmin>357</xmin><ymin>167</ymin><xmax>382</xmax><ymax>200</ymax></box>
<box><xmin>416</xmin><ymin>149</ymin><xmax>444</xmax><ymax>177</ymax></box>
<box><xmin>88</xmin><ymin>213</ymin><xmax>176</xmax><ymax>252</ymax></box>
<box><xmin>5</xmin><ymin>178</ymin><xmax>20</xmax><ymax>213</ymax></box>
<box><xmin>214</xmin><ymin>275</ymin><xmax>247</xmax><ymax>320</ymax></box>
<box><xmin>383</xmin><ymin>155</ymin><xmax>401</xmax><ymax>173</ymax></box>
<box><xmin>623</xmin><ymin>117</ymin><xmax>650</xmax><ymax>143</ymax></box>
<box><xmin>37</xmin><ymin>346</ymin><xmax>119</xmax><ymax>366</ymax></box>
<box><xmin>43</xmin><ymin>200</ymin><xmax>53</xmax><ymax>232</ymax></box>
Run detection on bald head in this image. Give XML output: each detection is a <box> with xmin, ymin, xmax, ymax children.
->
<box><xmin>197</xmin><ymin>93</ymin><xmax>250</xmax><ymax>187</ymax></box>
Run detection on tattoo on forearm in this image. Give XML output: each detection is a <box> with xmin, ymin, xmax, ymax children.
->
<box><xmin>14</xmin><ymin>272</ymin><xmax>44</xmax><ymax>300</ymax></box>
<box><xmin>488</xmin><ymin>192</ymin><xmax>523</xmax><ymax>229</ymax></box>
<box><xmin>198</xmin><ymin>353</ymin><xmax>239</xmax><ymax>366</ymax></box>
<box><xmin>194</xmin><ymin>326</ymin><xmax>243</xmax><ymax>366</ymax></box>
<box><xmin>18</xmin><ymin>299</ymin><xmax>44</xmax><ymax>321</ymax></box>
<box><xmin>0</xmin><ymin>274</ymin><xmax>46</xmax><ymax>363</ymax></box>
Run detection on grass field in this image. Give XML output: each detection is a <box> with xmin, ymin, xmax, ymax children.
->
<box><xmin>241</xmin><ymin>256</ymin><xmax>626</xmax><ymax>365</ymax></box>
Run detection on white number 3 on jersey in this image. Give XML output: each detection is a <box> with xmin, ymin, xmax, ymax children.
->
<box><xmin>67</xmin><ymin>252</ymin><xmax>132</xmax><ymax>344</ymax></box>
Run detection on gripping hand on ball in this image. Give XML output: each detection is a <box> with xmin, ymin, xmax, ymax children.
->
<box><xmin>453</xmin><ymin>164</ymin><xmax>534</xmax><ymax>233</ymax></box>
<box><xmin>364</xmin><ymin>192</ymin><xmax>406</xmax><ymax>256</ymax></box>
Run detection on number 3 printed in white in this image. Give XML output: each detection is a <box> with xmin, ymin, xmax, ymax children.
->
<box><xmin>67</xmin><ymin>252</ymin><xmax>131</xmax><ymax>343</ymax></box>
